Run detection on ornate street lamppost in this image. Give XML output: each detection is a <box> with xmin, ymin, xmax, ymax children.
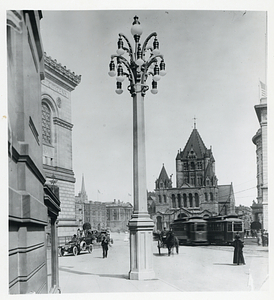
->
<box><xmin>108</xmin><ymin>16</ymin><xmax>166</xmax><ymax>280</ymax></box>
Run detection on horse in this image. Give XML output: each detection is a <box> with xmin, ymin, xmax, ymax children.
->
<box><xmin>165</xmin><ymin>231</ymin><xmax>179</xmax><ymax>256</ymax></box>
<box><xmin>157</xmin><ymin>230</ymin><xmax>179</xmax><ymax>256</ymax></box>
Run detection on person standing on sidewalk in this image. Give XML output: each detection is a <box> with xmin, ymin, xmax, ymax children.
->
<box><xmin>101</xmin><ymin>235</ymin><xmax>109</xmax><ymax>258</ymax></box>
<box><xmin>232</xmin><ymin>233</ymin><xmax>245</xmax><ymax>265</ymax></box>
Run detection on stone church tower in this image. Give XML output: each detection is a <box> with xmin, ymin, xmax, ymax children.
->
<box><xmin>149</xmin><ymin>124</ymin><xmax>235</xmax><ymax>230</ymax></box>
<box><xmin>41</xmin><ymin>53</ymin><xmax>81</xmax><ymax>237</ymax></box>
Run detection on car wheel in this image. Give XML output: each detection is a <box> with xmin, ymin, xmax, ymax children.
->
<box><xmin>58</xmin><ymin>248</ymin><xmax>64</xmax><ymax>257</ymax></box>
<box><xmin>80</xmin><ymin>241</ymin><xmax>86</xmax><ymax>251</ymax></box>
<box><xmin>73</xmin><ymin>246</ymin><xmax>78</xmax><ymax>256</ymax></box>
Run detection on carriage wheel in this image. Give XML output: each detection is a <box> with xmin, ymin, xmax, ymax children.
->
<box><xmin>88</xmin><ymin>244</ymin><xmax>93</xmax><ymax>253</ymax></box>
<box><xmin>73</xmin><ymin>246</ymin><xmax>78</xmax><ymax>256</ymax></box>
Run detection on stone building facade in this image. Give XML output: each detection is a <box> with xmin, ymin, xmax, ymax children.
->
<box><xmin>8</xmin><ymin>10</ymin><xmax>60</xmax><ymax>294</ymax></box>
<box><xmin>41</xmin><ymin>53</ymin><xmax>81</xmax><ymax>237</ymax></box>
<box><xmin>148</xmin><ymin>125</ymin><xmax>235</xmax><ymax>231</ymax></box>
<box><xmin>105</xmin><ymin>200</ymin><xmax>133</xmax><ymax>232</ymax></box>
<box><xmin>251</xmin><ymin>81</ymin><xmax>268</xmax><ymax>230</ymax></box>
<box><xmin>85</xmin><ymin>201</ymin><xmax>107</xmax><ymax>230</ymax></box>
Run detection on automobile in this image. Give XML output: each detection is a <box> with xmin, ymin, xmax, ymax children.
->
<box><xmin>58</xmin><ymin>236</ymin><xmax>93</xmax><ymax>256</ymax></box>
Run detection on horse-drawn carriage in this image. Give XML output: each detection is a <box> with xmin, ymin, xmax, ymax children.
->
<box><xmin>154</xmin><ymin>230</ymin><xmax>179</xmax><ymax>256</ymax></box>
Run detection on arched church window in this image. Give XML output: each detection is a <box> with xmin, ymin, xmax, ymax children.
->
<box><xmin>205</xmin><ymin>193</ymin><xmax>208</xmax><ymax>201</ymax></box>
<box><xmin>189</xmin><ymin>194</ymin><xmax>193</xmax><ymax>207</ymax></box>
<box><xmin>158</xmin><ymin>195</ymin><xmax>162</xmax><ymax>203</ymax></box>
<box><xmin>210</xmin><ymin>192</ymin><xmax>213</xmax><ymax>201</ymax></box>
<box><xmin>183</xmin><ymin>194</ymin><xmax>187</xmax><ymax>207</ymax></box>
<box><xmin>42</xmin><ymin>103</ymin><xmax>51</xmax><ymax>144</ymax></box>
<box><xmin>195</xmin><ymin>193</ymin><xmax>199</xmax><ymax>207</ymax></box>
<box><xmin>172</xmin><ymin>194</ymin><xmax>176</xmax><ymax>208</ymax></box>
<box><xmin>177</xmin><ymin>194</ymin><xmax>181</xmax><ymax>208</ymax></box>
<box><xmin>163</xmin><ymin>195</ymin><xmax>167</xmax><ymax>203</ymax></box>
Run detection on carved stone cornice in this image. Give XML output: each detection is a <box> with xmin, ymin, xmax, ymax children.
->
<box><xmin>53</xmin><ymin>117</ymin><xmax>73</xmax><ymax>130</ymax></box>
<box><xmin>44</xmin><ymin>52</ymin><xmax>81</xmax><ymax>90</ymax></box>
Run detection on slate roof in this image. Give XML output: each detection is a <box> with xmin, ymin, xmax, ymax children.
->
<box><xmin>177</xmin><ymin>128</ymin><xmax>208</xmax><ymax>160</ymax></box>
<box><xmin>218</xmin><ymin>184</ymin><xmax>233</xmax><ymax>203</ymax></box>
<box><xmin>158</xmin><ymin>164</ymin><xmax>170</xmax><ymax>182</ymax></box>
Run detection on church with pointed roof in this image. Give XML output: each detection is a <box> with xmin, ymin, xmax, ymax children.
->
<box><xmin>149</xmin><ymin>124</ymin><xmax>236</xmax><ymax>231</ymax></box>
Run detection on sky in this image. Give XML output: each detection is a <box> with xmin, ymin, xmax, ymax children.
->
<box><xmin>37</xmin><ymin>9</ymin><xmax>268</xmax><ymax>207</ymax></box>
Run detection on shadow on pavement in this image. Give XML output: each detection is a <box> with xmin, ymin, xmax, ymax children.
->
<box><xmin>213</xmin><ymin>263</ymin><xmax>239</xmax><ymax>266</ymax></box>
<box><xmin>59</xmin><ymin>266</ymin><xmax>129</xmax><ymax>280</ymax></box>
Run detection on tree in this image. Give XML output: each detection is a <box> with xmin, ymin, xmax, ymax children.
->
<box><xmin>83</xmin><ymin>222</ymin><xmax>91</xmax><ymax>231</ymax></box>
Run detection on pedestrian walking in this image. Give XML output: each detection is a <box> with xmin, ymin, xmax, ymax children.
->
<box><xmin>232</xmin><ymin>233</ymin><xmax>245</xmax><ymax>265</ymax></box>
<box><xmin>101</xmin><ymin>235</ymin><xmax>109</xmax><ymax>258</ymax></box>
<box><xmin>257</xmin><ymin>230</ymin><xmax>262</xmax><ymax>246</ymax></box>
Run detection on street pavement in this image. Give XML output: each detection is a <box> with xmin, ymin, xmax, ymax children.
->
<box><xmin>58</xmin><ymin>232</ymin><xmax>269</xmax><ymax>295</ymax></box>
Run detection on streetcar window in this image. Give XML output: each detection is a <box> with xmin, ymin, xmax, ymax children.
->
<box><xmin>216</xmin><ymin>223</ymin><xmax>222</xmax><ymax>231</ymax></box>
<box><xmin>227</xmin><ymin>222</ymin><xmax>232</xmax><ymax>232</ymax></box>
<box><xmin>197</xmin><ymin>224</ymin><xmax>205</xmax><ymax>231</ymax></box>
<box><xmin>234</xmin><ymin>223</ymin><xmax>243</xmax><ymax>232</ymax></box>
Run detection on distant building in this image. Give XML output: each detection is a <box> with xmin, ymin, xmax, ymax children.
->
<box><xmin>75</xmin><ymin>174</ymin><xmax>88</xmax><ymax>228</ymax></box>
<box><xmin>251</xmin><ymin>81</ymin><xmax>268</xmax><ymax>230</ymax></box>
<box><xmin>235</xmin><ymin>205</ymin><xmax>253</xmax><ymax>236</ymax></box>
<box><xmin>149</xmin><ymin>125</ymin><xmax>236</xmax><ymax>231</ymax></box>
<box><xmin>105</xmin><ymin>199</ymin><xmax>133</xmax><ymax>232</ymax></box>
<box><xmin>85</xmin><ymin>201</ymin><xmax>107</xmax><ymax>230</ymax></box>
<box><xmin>41</xmin><ymin>52</ymin><xmax>81</xmax><ymax>237</ymax></box>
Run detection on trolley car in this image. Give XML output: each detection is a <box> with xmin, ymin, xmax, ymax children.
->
<box><xmin>171</xmin><ymin>217</ymin><xmax>208</xmax><ymax>245</ymax></box>
<box><xmin>170</xmin><ymin>214</ymin><xmax>244</xmax><ymax>246</ymax></box>
<box><xmin>206</xmin><ymin>215</ymin><xmax>244</xmax><ymax>245</ymax></box>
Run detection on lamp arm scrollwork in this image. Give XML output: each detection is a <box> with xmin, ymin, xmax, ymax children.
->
<box><xmin>141</xmin><ymin>32</ymin><xmax>157</xmax><ymax>57</ymax></box>
<box><xmin>119</xmin><ymin>33</ymin><xmax>134</xmax><ymax>62</ymax></box>
<box><xmin>111</xmin><ymin>54</ymin><xmax>136</xmax><ymax>84</ymax></box>
<box><xmin>141</xmin><ymin>54</ymin><xmax>164</xmax><ymax>84</ymax></box>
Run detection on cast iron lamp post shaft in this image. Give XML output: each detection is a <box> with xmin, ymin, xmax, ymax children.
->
<box><xmin>108</xmin><ymin>16</ymin><xmax>166</xmax><ymax>280</ymax></box>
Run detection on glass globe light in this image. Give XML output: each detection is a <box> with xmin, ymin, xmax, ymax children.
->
<box><xmin>117</xmin><ymin>48</ymin><xmax>125</xmax><ymax>55</ymax></box>
<box><xmin>131</xmin><ymin>16</ymin><xmax>143</xmax><ymax>36</ymax></box>
<box><xmin>116</xmin><ymin>75</ymin><xmax>125</xmax><ymax>82</ymax></box>
<box><xmin>151</xmin><ymin>88</ymin><xmax>158</xmax><ymax>94</ymax></box>
<box><xmin>108</xmin><ymin>70</ymin><xmax>116</xmax><ymax>77</ymax></box>
<box><xmin>136</xmin><ymin>58</ymin><xmax>144</xmax><ymax>66</ymax></box>
<box><xmin>115</xmin><ymin>81</ymin><xmax>123</xmax><ymax>94</ymax></box>
<box><xmin>152</xmin><ymin>49</ymin><xmax>160</xmax><ymax>55</ymax></box>
<box><xmin>153</xmin><ymin>74</ymin><xmax>161</xmax><ymax>81</ymax></box>
<box><xmin>116</xmin><ymin>89</ymin><xmax>123</xmax><ymax>94</ymax></box>
<box><xmin>159</xmin><ymin>70</ymin><xmax>166</xmax><ymax>76</ymax></box>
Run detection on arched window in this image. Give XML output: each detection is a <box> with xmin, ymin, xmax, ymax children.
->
<box><xmin>177</xmin><ymin>194</ymin><xmax>181</xmax><ymax>207</ymax></box>
<box><xmin>163</xmin><ymin>195</ymin><xmax>167</xmax><ymax>203</ymax></box>
<box><xmin>42</xmin><ymin>103</ymin><xmax>51</xmax><ymax>144</ymax></box>
<box><xmin>172</xmin><ymin>194</ymin><xmax>176</xmax><ymax>208</ymax></box>
<box><xmin>189</xmin><ymin>194</ymin><xmax>193</xmax><ymax>207</ymax></box>
<box><xmin>183</xmin><ymin>194</ymin><xmax>187</xmax><ymax>207</ymax></box>
<box><xmin>205</xmin><ymin>193</ymin><xmax>208</xmax><ymax>201</ymax></box>
<box><xmin>158</xmin><ymin>195</ymin><xmax>162</xmax><ymax>204</ymax></box>
<box><xmin>195</xmin><ymin>193</ymin><xmax>199</xmax><ymax>207</ymax></box>
<box><xmin>210</xmin><ymin>192</ymin><xmax>214</xmax><ymax>201</ymax></box>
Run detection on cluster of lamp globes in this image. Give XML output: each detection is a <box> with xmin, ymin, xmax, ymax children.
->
<box><xmin>108</xmin><ymin>16</ymin><xmax>166</xmax><ymax>95</ymax></box>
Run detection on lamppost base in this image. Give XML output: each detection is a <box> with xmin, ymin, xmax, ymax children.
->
<box><xmin>128</xmin><ymin>213</ymin><xmax>155</xmax><ymax>280</ymax></box>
